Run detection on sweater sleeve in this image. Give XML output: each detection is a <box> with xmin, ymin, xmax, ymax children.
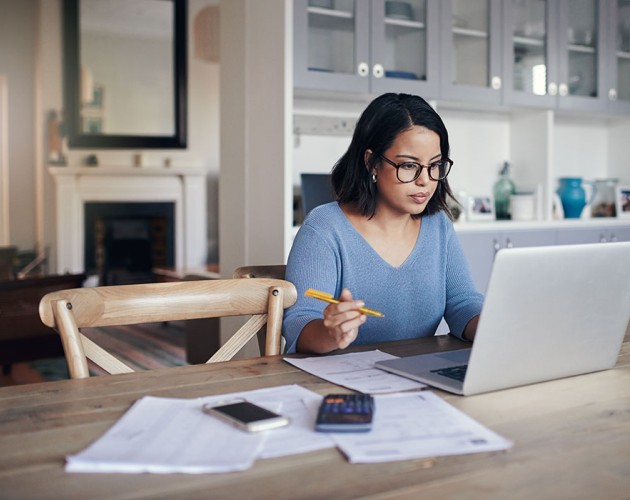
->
<box><xmin>282</xmin><ymin>222</ymin><xmax>341</xmax><ymax>353</ymax></box>
<box><xmin>443</xmin><ymin>226</ymin><xmax>484</xmax><ymax>340</ymax></box>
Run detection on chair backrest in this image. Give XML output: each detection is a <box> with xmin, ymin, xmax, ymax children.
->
<box><xmin>39</xmin><ymin>278</ymin><xmax>297</xmax><ymax>379</ymax></box>
<box><xmin>232</xmin><ymin>265</ymin><xmax>286</xmax><ymax>279</ymax></box>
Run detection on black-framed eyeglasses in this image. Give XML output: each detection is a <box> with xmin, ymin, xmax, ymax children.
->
<box><xmin>378</xmin><ymin>154</ymin><xmax>453</xmax><ymax>182</ymax></box>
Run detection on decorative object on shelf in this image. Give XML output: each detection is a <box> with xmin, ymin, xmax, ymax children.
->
<box><xmin>467</xmin><ymin>195</ymin><xmax>495</xmax><ymax>221</ymax></box>
<box><xmin>385</xmin><ymin>1</ymin><xmax>413</xmax><ymax>20</ymax></box>
<box><xmin>591</xmin><ymin>178</ymin><xmax>618</xmax><ymax>218</ymax></box>
<box><xmin>447</xmin><ymin>192</ymin><xmax>466</xmax><ymax>222</ymax></box>
<box><xmin>509</xmin><ymin>193</ymin><xmax>536</xmax><ymax>221</ymax></box>
<box><xmin>308</xmin><ymin>0</ymin><xmax>333</xmax><ymax>9</ymax></box>
<box><xmin>493</xmin><ymin>161</ymin><xmax>516</xmax><ymax>220</ymax></box>
<box><xmin>616</xmin><ymin>185</ymin><xmax>630</xmax><ymax>219</ymax></box>
<box><xmin>46</xmin><ymin>110</ymin><xmax>67</xmax><ymax>166</ymax></box>
<box><xmin>84</xmin><ymin>154</ymin><xmax>98</xmax><ymax>167</ymax></box>
<box><xmin>384</xmin><ymin>70</ymin><xmax>418</xmax><ymax>80</ymax></box>
<box><xmin>557</xmin><ymin>177</ymin><xmax>596</xmax><ymax>219</ymax></box>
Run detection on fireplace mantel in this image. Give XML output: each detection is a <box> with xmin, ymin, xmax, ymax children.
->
<box><xmin>49</xmin><ymin>166</ymin><xmax>207</xmax><ymax>275</ymax></box>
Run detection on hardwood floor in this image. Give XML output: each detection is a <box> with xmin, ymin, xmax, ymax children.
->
<box><xmin>0</xmin><ymin>362</ymin><xmax>49</xmax><ymax>386</ymax></box>
<box><xmin>0</xmin><ymin>321</ymin><xmax>187</xmax><ymax>387</ymax></box>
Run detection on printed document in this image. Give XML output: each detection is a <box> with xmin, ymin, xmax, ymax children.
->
<box><xmin>66</xmin><ymin>385</ymin><xmax>334</xmax><ymax>474</ymax></box>
<box><xmin>284</xmin><ymin>350</ymin><xmax>426</xmax><ymax>394</ymax></box>
<box><xmin>330</xmin><ymin>391</ymin><xmax>513</xmax><ymax>463</ymax></box>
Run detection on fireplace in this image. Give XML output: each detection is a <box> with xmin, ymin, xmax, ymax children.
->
<box><xmin>48</xmin><ymin>166</ymin><xmax>207</xmax><ymax>275</ymax></box>
<box><xmin>85</xmin><ymin>202</ymin><xmax>175</xmax><ymax>284</ymax></box>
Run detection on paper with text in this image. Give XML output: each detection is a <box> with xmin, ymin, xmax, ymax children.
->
<box><xmin>284</xmin><ymin>350</ymin><xmax>426</xmax><ymax>394</ymax></box>
<box><xmin>330</xmin><ymin>391</ymin><xmax>513</xmax><ymax>463</ymax></box>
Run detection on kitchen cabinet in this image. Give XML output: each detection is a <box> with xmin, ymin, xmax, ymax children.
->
<box><xmin>555</xmin><ymin>223</ymin><xmax>630</xmax><ymax>243</ymax></box>
<box><xmin>457</xmin><ymin>227</ymin><xmax>557</xmax><ymax>294</ymax></box>
<box><xmin>456</xmin><ymin>221</ymin><xmax>630</xmax><ymax>295</ymax></box>
<box><xmin>605</xmin><ymin>0</ymin><xmax>630</xmax><ymax>114</ymax></box>
<box><xmin>295</xmin><ymin>0</ymin><xmax>630</xmax><ymax>115</ymax></box>
<box><xmin>294</xmin><ymin>0</ymin><xmax>440</xmax><ymax>96</ymax></box>
<box><xmin>439</xmin><ymin>0</ymin><xmax>504</xmax><ymax>104</ymax></box>
<box><xmin>502</xmin><ymin>0</ymin><xmax>610</xmax><ymax>112</ymax></box>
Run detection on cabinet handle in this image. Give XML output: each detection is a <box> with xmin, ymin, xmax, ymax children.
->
<box><xmin>491</xmin><ymin>76</ymin><xmax>501</xmax><ymax>90</ymax></box>
<box><xmin>608</xmin><ymin>88</ymin><xmax>618</xmax><ymax>101</ymax></box>
<box><xmin>372</xmin><ymin>64</ymin><xmax>384</xmax><ymax>78</ymax></box>
<box><xmin>548</xmin><ymin>82</ymin><xmax>558</xmax><ymax>96</ymax></box>
<box><xmin>493</xmin><ymin>239</ymin><xmax>501</xmax><ymax>256</ymax></box>
<box><xmin>558</xmin><ymin>83</ymin><xmax>568</xmax><ymax>97</ymax></box>
<box><xmin>358</xmin><ymin>62</ymin><xmax>369</xmax><ymax>77</ymax></box>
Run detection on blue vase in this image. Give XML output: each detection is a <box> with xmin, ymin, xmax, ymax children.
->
<box><xmin>557</xmin><ymin>177</ymin><xmax>591</xmax><ymax>219</ymax></box>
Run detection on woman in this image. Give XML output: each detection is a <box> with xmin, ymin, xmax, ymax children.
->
<box><xmin>283</xmin><ymin>93</ymin><xmax>482</xmax><ymax>354</ymax></box>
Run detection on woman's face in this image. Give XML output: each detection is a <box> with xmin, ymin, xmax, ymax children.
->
<box><xmin>369</xmin><ymin>125</ymin><xmax>441</xmax><ymax>217</ymax></box>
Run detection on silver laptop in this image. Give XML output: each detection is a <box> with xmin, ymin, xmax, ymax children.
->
<box><xmin>375</xmin><ymin>242</ymin><xmax>630</xmax><ymax>396</ymax></box>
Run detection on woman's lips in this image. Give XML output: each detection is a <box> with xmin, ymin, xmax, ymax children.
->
<box><xmin>410</xmin><ymin>192</ymin><xmax>429</xmax><ymax>204</ymax></box>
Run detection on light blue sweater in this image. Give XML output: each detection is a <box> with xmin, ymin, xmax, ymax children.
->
<box><xmin>283</xmin><ymin>202</ymin><xmax>483</xmax><ymax>353</ymax></box>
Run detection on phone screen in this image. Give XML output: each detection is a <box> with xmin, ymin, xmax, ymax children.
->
<box><xmin>202</xmin><ymin>400</ymin><xmax>290</xmax><ymax>432</ymax></box>
<box><xmin>212</xmin><ymin>402</ymin><xmax>280</xmax><ymax>423</ymax></box>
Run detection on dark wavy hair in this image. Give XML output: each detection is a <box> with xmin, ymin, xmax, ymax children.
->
<box><xmin>331</xmin><ymin>93</ymin><xmax>456</xmax><ymax>220</ymax></box>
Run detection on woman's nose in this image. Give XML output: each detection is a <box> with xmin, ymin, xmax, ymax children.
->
<box><xmin>415</xmin><ymin>166</ymin><xmax>430</xmax><ymax>185</ymax></box>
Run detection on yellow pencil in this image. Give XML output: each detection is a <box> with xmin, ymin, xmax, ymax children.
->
<box><xmin>304</xmin><ymin>288</ymin><xmax>384</xmax><ymax>318</ymax></box>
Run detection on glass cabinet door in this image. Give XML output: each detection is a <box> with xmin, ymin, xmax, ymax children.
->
<box><xmin>370</xmin><ymin>0</ymin><xmax>440</xmax><ymax>96</ymax></box>
<box><xmin>440</xmin><ymin>0</ymin><xmax>502</xmax><ymax>103</ymax></box>
<box><xmin>503</xmin><ymin>0</ymin><xmax>558</xmax><ymax>107</ymax></box>
<box><xmin>294</xmin><ymin>0</ymin><xmax>370</xmax><ymax>92</ymax></box>
<box><xmin>609</xmin><ymin>0</ymin><xmax>630</xmax><ymax>112</ymax></box>
<box><xmin>556</xmin><ymin>0</ymin><xmax>607</xmax><ymax>111</ymax></box>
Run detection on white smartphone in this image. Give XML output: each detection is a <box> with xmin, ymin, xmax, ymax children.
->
<box><xmin>202</xmin><ymin>400</ymin><xmax>290</xmax><ymax>432</ymax></box>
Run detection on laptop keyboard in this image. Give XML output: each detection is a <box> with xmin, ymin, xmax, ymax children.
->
<box><xmin>430</xmin><ymin>365</ymin><xmax>468</xmax><ymax>382</ymax></box>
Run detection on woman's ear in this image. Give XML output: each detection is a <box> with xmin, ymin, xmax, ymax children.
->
<box><xmin>364</xmin><ymin>149</ymin><xmax>373</xmax><ymax>173</ymax></box>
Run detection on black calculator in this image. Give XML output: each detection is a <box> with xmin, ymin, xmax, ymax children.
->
<box><xmin>315</xmin><ymin>393</ymin><xmax>375</xmax><ymax>432</ymax></box>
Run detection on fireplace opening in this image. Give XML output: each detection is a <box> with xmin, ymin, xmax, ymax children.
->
<box><xmin>85</xmin><ymin>202</ymin><xmax>175</xmax><ymax>285</ymax></box>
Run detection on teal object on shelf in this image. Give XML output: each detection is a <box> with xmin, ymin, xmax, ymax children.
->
<box><xmin>557</xmin><ymin>177</ymin><xmax>595</xmax><ymax>219</ymax></box>
<box><xmin>493</xmin><ymin>162</ymin><xmax>516</xmax><ymax>220</ymax></box>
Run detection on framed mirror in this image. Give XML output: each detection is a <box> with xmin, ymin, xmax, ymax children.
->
<box><xmin>63</xmin><ymin>0</ymin><xmax>187</xmax><ymax>149</ymax></box>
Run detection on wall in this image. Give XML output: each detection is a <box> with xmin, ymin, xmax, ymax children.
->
<box><xmin>0</xmin><ymin>0</ymin><xmax>221</xmax><ymax>269</ymax></box>
<box><xmin>0</xmin><ymin>0</ymin><xmax>38</xmax><ymax>250</ymax></box>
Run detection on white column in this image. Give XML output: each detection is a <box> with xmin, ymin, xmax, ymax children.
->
<box><xmin>219</xmin><ymin>0</ymin><xmax>293</xmax><ymax>278</ymax></box>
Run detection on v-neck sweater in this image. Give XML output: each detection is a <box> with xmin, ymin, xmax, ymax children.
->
<box><xmin>283</xmin><ymin>202</ymin><xmax>483</xmax><ymax>353</ymax></box>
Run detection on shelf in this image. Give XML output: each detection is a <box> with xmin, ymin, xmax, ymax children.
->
<box><xmin>307</xmin><ymin>6</ymin><xmax>353</xmax><ymax>19</ymax></box>
<box><xmin>452</xmin><ymin>27</ymin><xmax>488</xmax><ymax>39</ymax></box>
<box><xmin>568</xmin><ymin>43</ymin><xmax>595</xmax><ymax>54</ymax></box>
<box><xmin>384</xmin><ymin>17</ymin><xmax>425</xmax><ymax>30</ymax></box>
<box><xmin>617</xmin><ymin>50</ymin><xmax>630</xmax><ymax>60</ymax></box>
<box><xmin>513</xmin><ymin>35</ymin><xmax>545</xmax><ymax>48</ymax></box>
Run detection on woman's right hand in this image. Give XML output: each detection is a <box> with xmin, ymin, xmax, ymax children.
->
<box><xmin>297</xmin><ymin>288</ymin><xmax>367</xmax><ymax>353</ymax></box>
<box><xmin>322</xmin><ymin>288</ymin><xmax>366</xmax><ymax>349</ymax></box>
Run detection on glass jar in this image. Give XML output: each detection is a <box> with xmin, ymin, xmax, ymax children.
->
<box><xmin>591</xmin><ymin>178</ymin><xmax>618</xmax><ymax>218</ymax></box>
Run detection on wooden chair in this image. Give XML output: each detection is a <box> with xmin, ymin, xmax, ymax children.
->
<box><xmin>232</xmin><ymin>265</ymin><xmax>286</xmax><ymax>279</ymax></box>
<box><xmin>39</xmin><ymin>278</ymin><xmax>297</xmax><ymax>379</ymax></box>
<box><xmin>233</xmin><ymin>266</ymin><xmax>288</xmax><ymax>354</ymax></box>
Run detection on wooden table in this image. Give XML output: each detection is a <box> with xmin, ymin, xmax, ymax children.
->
<box><xmin>1</xmin><ymin>333</ymin><xmax>629</xmax><ymax>499</ymax></box>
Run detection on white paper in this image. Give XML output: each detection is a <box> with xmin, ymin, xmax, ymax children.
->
<box><xmin>66</xmin><ymin>396</ymin><xmax>265</xmax><ymax>474</ymax></box>
<box><xmin>200</xmin><ymin>384</ymin><xmax>335</xmax><ymax>459</ymax></box>
<box><xmin>66</xmin><ymin>385</ymin><xmax>334</xmax><ymax>474</ymax></box>
<box><xmin>330</xmin><ymin>391</ymin><xmax>513</xmax><ymax>463</ymax></box>
<box><xmin>284</xmin><ymin>350</ymin><xmax>427</xmax><ymax>394</ymax></box>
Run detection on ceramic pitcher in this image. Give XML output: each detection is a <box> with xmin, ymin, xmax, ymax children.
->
<box><xmin>557</xmin><ymin>177</ymin><xmax>596</xmax><ymax>219</ymax></box>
